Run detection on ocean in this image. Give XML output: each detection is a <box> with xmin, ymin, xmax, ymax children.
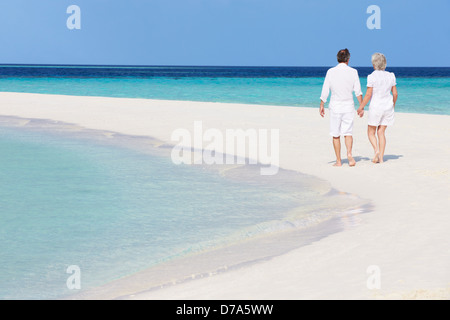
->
<box><xmin>0</xmin><ymin>65</ymin><xmax>449</xmax><ymax>115</ymax></box>
<box><xmin>0</xmin><ymin>65</ymin><xmax>445</xmax><ymax>299</ymax></box>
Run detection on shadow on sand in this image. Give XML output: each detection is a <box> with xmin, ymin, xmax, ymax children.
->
<box><xmin>328</xmin><ymin>154</ymin><xmax>403</xmax><ymax>165</ymax></box>
<box><xmin>382</xmin><ymin>154</ymin><xmax>404</xmax><ymax>162</ymax></box>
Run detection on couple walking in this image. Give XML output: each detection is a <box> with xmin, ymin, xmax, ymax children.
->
<box><xmin>319</xmin><ymin>49</ymin><xmax>398</xmax><ymax>166</ymax></box>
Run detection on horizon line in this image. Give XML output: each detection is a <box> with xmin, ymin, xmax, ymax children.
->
<box><xmin>0</xmin><ymin>63</ymin><xmax>449</xmax><ymax>69</ymax></box>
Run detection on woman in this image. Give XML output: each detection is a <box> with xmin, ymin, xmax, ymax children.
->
<box><xmin>357</xmin><ymin>53</ymin><xmax>398</xmax><ymax>163</ymax></box>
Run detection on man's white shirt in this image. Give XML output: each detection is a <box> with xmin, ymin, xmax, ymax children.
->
<box><xmin>320</xmin><ymin>63</ymin><xmax>362</xmax><ymax>113</ymax></box>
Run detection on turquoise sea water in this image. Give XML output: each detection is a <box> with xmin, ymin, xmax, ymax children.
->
<box><xmin>0</xmin><ymin>118</ymin><xmax>365</xmax><ymax>299</ymax></box>
<box><xmin>0</xmin><ymin>66</ymin><xmax>448</xmax><ymax>115</ymax></box>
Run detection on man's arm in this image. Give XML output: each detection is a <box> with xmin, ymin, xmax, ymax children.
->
<box><xmin>356</xmin><ymin>94</ymin><xmax>363</xmax><ymax>117</ymax></box>
<box><xmin>356</xmin><ymin>95</ymin><xmax>363</xmax><ymax>104</ymax></box>
<box><xmin>319</xmin><ymin>72</ymin><xmax>330</xmax><ymax>118</ymax></box>
<box><xmin>353</xmin><ymin>71</ymin><xmax>363</xmax><ymax>98</ymax></box>
<box><xmin>319</xmin><ymin>100</ymin><xmax>325</xmax><ymax>117</ymax></box>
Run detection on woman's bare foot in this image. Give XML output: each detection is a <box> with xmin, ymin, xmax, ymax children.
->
<box><xmin>348</xmin><ymin>155</ymin><xmax>356</xmax><ymax>167</ymax></box>
<box><xmin>333</xmin><ymin>161</ymin><xmax>342</xmax><ymax>167</ymax></box>
<box><xmin>372</xmin><ymin>152</ymin><xmax>380</xmax><ymax>163</ymax></box>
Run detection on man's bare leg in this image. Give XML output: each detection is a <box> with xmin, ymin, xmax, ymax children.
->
<box><xmin>344</xmin><ymin>135</ymin><xmax>356</xmax><ymax>166</ymax></box>
<box><xmin>368</xmin><ymin>125</ymin><xmax>379</xmax><ymax>163</ymax></box>
<box><xmin>332</xmin><ymin>136</ymin><xmax>342</xmax><ymax>166</ymax></box>
<box><xmin>377</xmin><ymin>125</ymin><xmax>387</xmax><ymax>163</ymax></box>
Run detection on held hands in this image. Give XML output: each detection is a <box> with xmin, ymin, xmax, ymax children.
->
<box><xmin>357</xmin><ymin>107</ymin><xmax>364</xmax><ymax>118</ymax></box>
<box><xmin>356</xmin><ymin>94</ymin><xmax>365</xmax><ymax>118</ymax></box>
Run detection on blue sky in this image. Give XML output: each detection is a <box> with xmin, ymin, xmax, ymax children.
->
<box><xmin>0</xmin><ymin>0</ymin><xmax>448</xmax><ymax>66</ymax></box>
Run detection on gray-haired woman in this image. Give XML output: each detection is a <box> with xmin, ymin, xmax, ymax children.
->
<box><xmin>357</xmin><ymin>53</ymin><xmax>398</xmax><ymax>163</ymax></box>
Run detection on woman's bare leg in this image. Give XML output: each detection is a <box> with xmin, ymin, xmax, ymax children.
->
<box><xmin>368</xmin><ymin>125</ymin><xmax>379</xmax><ymax>163</ymax></box>
<box><xmin>377</xmin><ymin>125</ymin><xmax>387</xmax><ymax>163</ymax></box>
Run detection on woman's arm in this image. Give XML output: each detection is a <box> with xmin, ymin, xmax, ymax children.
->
<box><xmin>357</xmin><ymin>87</ymin><xmax>373</xmax><ymax>117</ymax></box>
<box><xmin>391</xmin><ymin>86</ymin><xmax>398</xmax><ymax>108</ymax></box>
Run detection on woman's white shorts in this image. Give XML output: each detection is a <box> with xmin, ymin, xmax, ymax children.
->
<box><xmin>329</xmin><ymin>110</ymin><xmax>355</xmax><ymax>137</ymax></box>
<box><xmin>368</xmin><ymin>107</ymin><xmax>395</xmax><ymax>127</ymax></box>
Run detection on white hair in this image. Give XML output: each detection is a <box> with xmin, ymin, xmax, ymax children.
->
<box><xmin>372</xmin><ymin>53</ymin><xmax>387</xmax><ymax>70</ymax></box>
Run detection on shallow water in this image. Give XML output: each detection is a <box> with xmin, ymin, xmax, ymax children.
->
<box><xmin>0</xmin><ymin>116</ymin><xmax>369</xmax><ymax>299</ymax></box>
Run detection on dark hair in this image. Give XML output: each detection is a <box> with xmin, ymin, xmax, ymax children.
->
<box><xmin>337</xmin><ymin>49</ymin><xmax>350</xmax><ymax>63</ymax></box>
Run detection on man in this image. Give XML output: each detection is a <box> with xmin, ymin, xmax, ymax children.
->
<box><xmin>319</xmin><ymin>48</ymin><xmax>363</xmax><ymax>167</ymax></box>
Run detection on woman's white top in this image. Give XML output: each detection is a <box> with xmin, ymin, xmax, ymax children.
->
<box><xmin>367</xmin><ymin>70</ymin><xmax>397</xmax><ymax>112</ymax></box>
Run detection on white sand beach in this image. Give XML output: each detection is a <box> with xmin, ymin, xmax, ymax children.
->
<box><xmin>0</xmin><ymin>92</ymin><xmax>449</xmax><ymax>300</ymax></box>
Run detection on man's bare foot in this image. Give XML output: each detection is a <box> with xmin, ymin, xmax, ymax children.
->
<box><xmin>333</xmin><ymin>161</ymin><xmax>342</xmax><ymax>167</ymax></box>
<box><xmin>348</xmin><ymin>155</ymin><xmax>356</xmax><ymax>167</ymax></box>
<box><xmin>372</xmin><ymin>152</ymin><xmax>380</xmax><ymax>163</ymax></box>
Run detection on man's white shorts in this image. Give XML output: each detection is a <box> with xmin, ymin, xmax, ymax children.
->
<box><xmin>329</xmin><ymin>110</ymin><xmax>355</xmax><ymax>137</ymax></box>
<box><xmin>368</xmin><ymin>107</ymin><xmax>395</xmax><ymax>127</ymax></box>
